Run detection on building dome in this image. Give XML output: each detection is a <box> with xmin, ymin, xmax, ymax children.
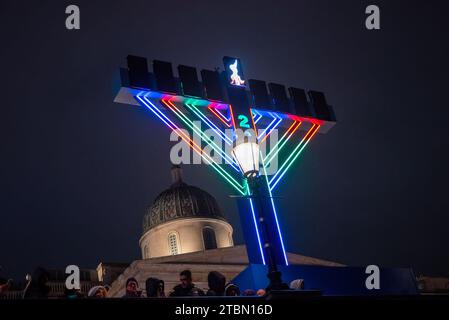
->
<box><xmin>140</xmin><ymin>166</ymin><xmax>234</xmax><ymax>259</ymax></box>
<box><xmin>143</xmin><ymin>167</ymin><xmax>226</xmax><ymax>234</ymax></box>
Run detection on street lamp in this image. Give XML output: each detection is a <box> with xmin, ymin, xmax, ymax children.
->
<box><xmin>231</xmin><ymin>136</ymin><xmax>259</xmax><ymax>178</ymax></box>
<box><xmin>232</xmin><ymin>138</ymin><xmax>288</xmax><ymax>291</ymax></box>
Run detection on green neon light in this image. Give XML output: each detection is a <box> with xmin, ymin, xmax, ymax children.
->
<box><xmin>185</xmin><ymin>102</ymin><xmax>232</xmax><ymax>145</ymax></box>
<box><xmin>263</xmin><ymin>121</ymin><xmax>301</xmax><ymax>166</ymax></box>
<box><xmin>204</xmin><ymin>156</ymin><xmax>246</xmax><ymax>195</ymax></box>
<box><xmin>269</xmin><ymin>124</ymin><xmax>320</xmax><ymax>189</ymax></box>
<box><xmin>164</xmin><ymin>101</ymin><xmax>225</xmax><ymax>156</ymax></box>
<box><xmin>163</xmin><ymin>100</ymin><xmax>245</xmax><ymax>194</ymax></box>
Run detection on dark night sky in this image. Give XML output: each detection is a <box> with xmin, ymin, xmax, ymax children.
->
<box><xmin>1</xmin><ymin>0</ymin><xmax>449</xmax><ymax>280</ymax></box>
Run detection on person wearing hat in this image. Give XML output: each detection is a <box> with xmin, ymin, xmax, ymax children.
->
<box><xmin>224</xmin><ymin>283</ymin><xmax>240</xmax><ymax>296</ymax></box>
<box><xmin>88</xmin><ymin>285</ymin><xmax>108</xmax><ymax>298</ymax></box>
<box><xmin>289</xmin><ymin>279</ymin><xmax>305</xmax><ymax>290</ymax></box>
<box><xmin>206</xmin><ymin>271</ymin><xmax>226</xmax><ymax>296</ymax></box>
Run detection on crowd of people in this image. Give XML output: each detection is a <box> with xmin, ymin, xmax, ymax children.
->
<box><xmin>119</xmin><ymin>270</ymin><xmax>252</xmax><ymax>298</ymax></box>
<box><xmin>110</xmin><ymin>269</ymin><xmax>304</xmax><ymax>298</ymax></box>
<box><xmin>1</xmin><ymin>268</ymin><xmax>305</xmax><ymax>299</ymax></box>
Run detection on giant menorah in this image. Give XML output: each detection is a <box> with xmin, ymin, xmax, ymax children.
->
<box><xmin>114</xmin><ymin>56</ymin><xmax>336</xmax><ymax>289</ymax></box>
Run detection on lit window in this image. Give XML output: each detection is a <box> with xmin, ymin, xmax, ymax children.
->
<box><xmin>168</xmin><ymin>232</ymin><xmax>179</xmax><ymax>255</ymax></box>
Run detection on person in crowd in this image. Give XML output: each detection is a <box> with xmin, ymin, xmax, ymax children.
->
<box><xmin>24</xmin><ymin>267</ymin><xmax>51</xmax><ymax>299</ymax></box>
<box><xmin>64</xmin><ymin>287</ymin><xmax>84</xmax><ymax>299</ymax></box>
<box><xmin>224</xmin><ymin>283</ymin><xmax>240</xmax><ymax>296</ymax></box>
<box><xmin>256</xmin><ymin>288</ymin><xmax>266</xmax><ymax>296</ymax></box>
<box><xmin>122</xmin><ymin>277</ymin><xmax>142</xmax><ymax>298</ymax></box>
<box><xmin>0</xmin><ymin>278</ymin><xmax>12</xmax><ymax>297</ymax></box>
<box><xmin>206</xmin><ymin>271</ymin><xmax>226</xmax><ymax>296</ymax></box>
<box><xmin>145</xmin><ymin>277</ymin><xmax>165</xmax><ymax>297</ymax></box>
<box><xmin>88</xmin><ymin>285</ymin><xmax>108</xmax><ymax>298</ymax></box>
<box><xmin>242</xmin><ymin>289</ymin><xmax>256</xmax><ymax>296</ymax></box>
<box><xmin>169</xmin><ymin>270</ymin><xmax>204</xmax><ymax>296</ymax></box>
<box><xmin>289</xmin><ymin>279</ymin><xmax>305</xmax><ymax>290</ymax></box>
<box><xmin>104</xmin><ymin>285</ymin><xmax>111</xmax><ymax>293</ymax></box>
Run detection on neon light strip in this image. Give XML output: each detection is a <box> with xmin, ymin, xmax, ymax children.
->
<box><xmin>137</xmin><ymin>95</ymin><xmax>200</xmax><ymax>153</ymax></box>
<box><xmin>252</xmin><ymin>110</ymin><xmax>263</xmax><ymax>125</ymax></box>
<box><xmin>185</xmin><ymin>103</ymin><xmax>233</xmax><ymax>145</ymax></box>
<box><xmin>164</xmin><ymin>100</ymin><xmax>240</xmax><ymax>172</ymax></box>
<box><xmin>260</xmin><ymin>113</ymin><xmax>283</xmax><ymax>143</ymax></box>
<box><xmin>145</xmin><ymin>96</ymin><xmax>244</xmax><ymax>192</ymax></box>
<box><xmin>257</xmin><ymin>113</ymin><xmax>278</xmax><ymax>141</ymax></box>
<box><xmin>228</xmin><ymin>105</ymin><xmax>237</xmax><ymax>130</ymax></box>
<box><xmin>137</xmin><ymin>95</ymin><xmax>245</xmax><ymax>195</ymax></box>
<box><xmin>269</xmin><ymin>124</ymin><xmax>318</xmax><ymax>187</ymax></box>
<box><xmin>247</xmin><ymin>184</ymin><xmax>266</xmax><ymax>265</ymax></box>
<box><xmin>162</xmin><ymin>100</ymin><xmax>240</xmax><ymax>173</ymax></box>
<box><xmin>269</xmin><ymin>124</ymin><xmax>320</xmax><ymax>191</ymax></box>
<box><xmin>208</xmin><ymin>106</ymin><xmax>231</xmax><ymax>127</ymax></box>
<box><xmin>250</xmin><ymin>108</ymin><xmax>258</xmax><ymax>133</ymax></box>
<box><xmin>165</xmin><ymin>100</ymin><xmax>238</xmax><ymax>170</ymax></box>
<box><xmin>264</xmin><ymin>120</ymin><xmax>300</xmax><ymax>164</ymax></box>
<box><xmin>260</xmin><ymin>154</ymin><xmax>289</xmax><ymax>266</ymax></box>
<box><xmin>263</xmin><ymin>120</ymin><xmax>301</xmax><ymax>166</ymax></box>
<box><xmin>214</xmin><ymin>106</ymin><xmax>231</xmax><ymax>122</ymax></box>
<box><xmin>135</xmin><ymin>95</ymin><xmax>178</xmax><ymax>132</ymax></box>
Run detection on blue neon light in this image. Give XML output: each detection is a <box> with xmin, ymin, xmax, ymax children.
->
<box><xmin>184</xmin><ymin>103</ymin><xmax>240</xmax><ymax>170</ymax></box>
<box><xmin>136</xmin><ymin>94</ymin><xmax>178</xmax><ymax>132</ymax></box>
<box><xmin>215</xmin><ymin>107</ymin><xmax>231</xmax><ymax>123</ymax></box>
<box><xmin>163</xmin><ymin>100</ymin><xmax>240</xmax><ymax>173</ymax></box>
<box><xmin>252</xmin><ymin>109</ymin><xmax>263</xmax><ymax>125</ymax></box>
<box><xmin>137</xmin><ymin>94</ymin><xmax>246</xmax><ymax>194</ymax></box>
<box><xmin>262</xmin><ymin>112</ymin><xmax>282</xmax><ymax>141</ymax></box>
<box><xmin>260</xmin><ymin>154</ymin><xmax>289</xmax><ymax>266</ymax></box>
<box><xmin>247</xmin><ymin>185</ymin><xmax>266</xmax><ymax>265</ymax></box>
<box><xmin>186</xmin><ymin>103</ymin><xmax>233</xmax><ymax>145</ymax></box>
<box><xmin>257</xmin><ymin>113</ymin><xmax>278</xmax><ymax>141</ymax></box>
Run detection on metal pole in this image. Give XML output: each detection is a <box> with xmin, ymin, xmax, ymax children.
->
<box><xmin>247</xmin><ymin>176</ymin><xmax>288</xmax><ymax>291</ymax></box>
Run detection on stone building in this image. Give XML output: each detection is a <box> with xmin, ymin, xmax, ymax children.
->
<box><xmin>139</xmin><ymin>166</ymin><xmax>233</xmax><ymax>259</ymax></box>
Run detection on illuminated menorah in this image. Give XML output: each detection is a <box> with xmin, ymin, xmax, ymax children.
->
<box><xmin>114</xmin><ymin>56</ymin><xmax>336</xmax><ymax>290</ymax></box>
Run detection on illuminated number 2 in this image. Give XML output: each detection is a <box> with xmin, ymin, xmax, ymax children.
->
<box><xmin>238</xmin><ymin>115</ymin><xmax>251</xmax><ymax>128</ymax></box>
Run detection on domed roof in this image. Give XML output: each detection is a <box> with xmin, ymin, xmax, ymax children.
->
<box><xmin>143</xmin><ymin>166</ymin><xmax>226</xmax><ymax>233</ymax></box>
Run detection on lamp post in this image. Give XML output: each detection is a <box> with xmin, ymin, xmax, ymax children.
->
<box><xmin>232</xmin><ymin>138</ymin><xmax>289</xmax><ymax>291</ymax></box>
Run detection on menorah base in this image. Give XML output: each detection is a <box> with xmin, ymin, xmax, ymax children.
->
<box><xmin>266</xmin><ymin>270</ymin><xmax>290</xmax><ymax>291</ymax></box>
<box><xmin>231</xmin><ymin>264</ymin><xmax>419</xmax><ymax>296</ymax></box>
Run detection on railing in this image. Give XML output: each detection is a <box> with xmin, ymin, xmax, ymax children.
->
<box><xmin>47</xmin><ymin>281</ymin><xmax>101</xmax><ymax>297</ymax></box>
<box><xmin>1</xmin><ymin>290</ymin><xmax>23</xmax><ymax>300</ymax></box>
